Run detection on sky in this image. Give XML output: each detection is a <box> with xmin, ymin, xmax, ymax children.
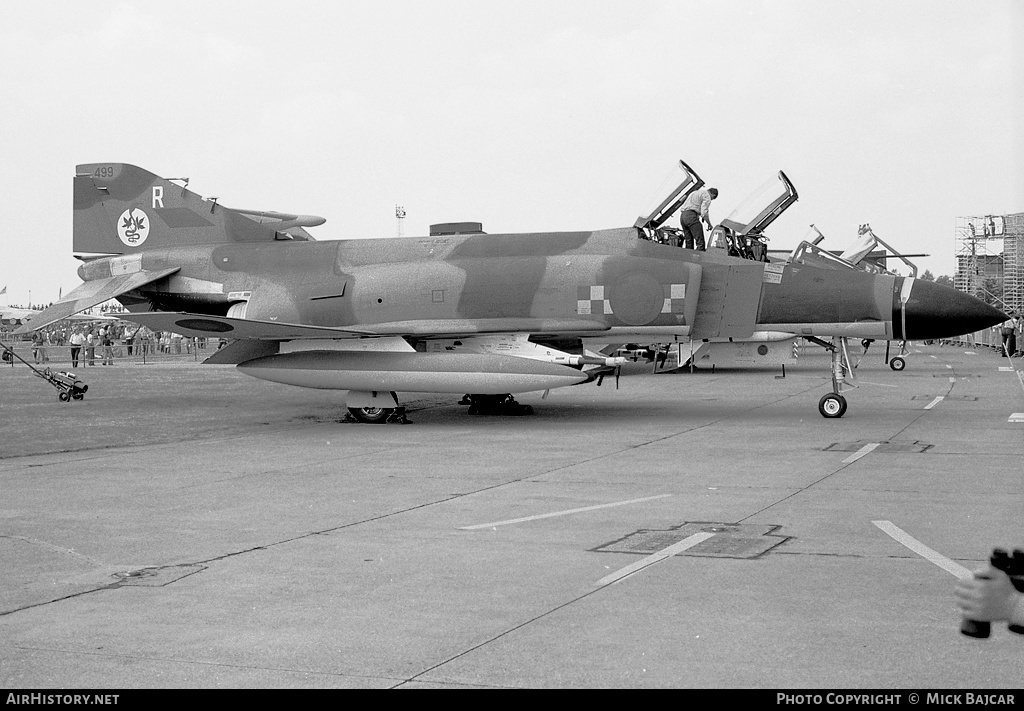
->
<box><xmin>1</xmin><ymin>0</ymin><xmax>1021</xmax><ymax>306</ymax></box>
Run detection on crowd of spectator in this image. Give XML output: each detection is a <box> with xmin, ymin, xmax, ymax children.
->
<box><xmin>1</xmin><ymin>320</ymin><xmax>213</xmax><ymax>367</ymax></box>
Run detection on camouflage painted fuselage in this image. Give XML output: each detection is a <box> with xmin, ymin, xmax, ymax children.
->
<box><xmin>60</xmin><ymin>161</ymin><xmax>1002</xmax><ymax>344</ymax></box>
<box><xmin>76</xmin><ymin>227</ymin><xmax>982</xmax><ymax>343</ymax></box>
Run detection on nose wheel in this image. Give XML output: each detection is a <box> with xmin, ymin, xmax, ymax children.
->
<box><xmin>818</xmin><ymin>393</ymin><xmax>847</xmax><ymax>418</ymax></box>
<box><xmin>806</xmin><ymin>335</ymin><xmax>857</xmax><ymax>418</ymax></box>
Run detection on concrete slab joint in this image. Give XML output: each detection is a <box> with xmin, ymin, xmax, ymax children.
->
<box><xmin>112</xmin><ymin>564</ymin><xmax>206</xmax><ymax>587</ymax></box>
<box><xmin>594</xmin><ymin>522</ymin><xmax>791</xmax><ymax>559</ymax></box>
<box><xmin>825</xmin><ymin>440</ymin><xmax>933</xmax><ymax>454</ymax></box>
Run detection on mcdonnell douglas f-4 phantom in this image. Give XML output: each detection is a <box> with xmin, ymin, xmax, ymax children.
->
<box><xmin>18</xmin><ymin>161</ymin><xmax>1005</xmax><ymax>421</ymax></box>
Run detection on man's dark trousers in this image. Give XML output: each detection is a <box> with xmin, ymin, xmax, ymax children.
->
<box><xmin>680</xmin><ymin>210</ymin><xmax>705</xmax><ymax>250</ymax></box>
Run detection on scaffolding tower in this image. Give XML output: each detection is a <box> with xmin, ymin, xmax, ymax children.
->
<box><xmin>395</xmin><ymin>205</ymin><xmax>406</xmax><ymax>238</ymax></box>
<box><xmin>955</xmin><ymin>212</ymin><xmax>1024</xmax><ymax>316</ymax></box>
<box><xmin>1006</xmin><ymin>213</ymin><xmax>1024</xmax><ymax>315</ymax></box>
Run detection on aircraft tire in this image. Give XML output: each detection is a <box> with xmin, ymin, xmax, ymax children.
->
<box><xmin>59</xmin><ymin>392</ymin><xmax>70</xmax><ymax>402</ymax></box>
<box><xmin>818</xmin><ymin>393</ymin><xmax>847</xmax><ymax>418</ymax></box>
<box><xmin>889</xmin><ymin>356</ymin><xmax>906</xmax><ymax>371</ymax></box>
<box><xmin>348</xmin><ymin>406</ymin><xmax>393</xmax><ymax>424</ymax></box>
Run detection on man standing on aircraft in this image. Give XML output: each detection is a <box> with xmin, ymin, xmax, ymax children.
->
<box><xmin>679</xmin><ymin>186</ymin><xmax>718</xmax><ymax>251</ymax></box>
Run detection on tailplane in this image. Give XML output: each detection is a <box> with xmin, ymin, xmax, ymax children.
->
<box><xmin>74</xmin><ymin>163</ymin><xmax>324</xmax><ymax>255</ymax></box>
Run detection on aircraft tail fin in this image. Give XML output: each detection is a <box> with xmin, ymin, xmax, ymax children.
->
<box><xmin>74</xmin><ymin>163</ymin><xmax>323</xmax><ymax>255</ymax></box>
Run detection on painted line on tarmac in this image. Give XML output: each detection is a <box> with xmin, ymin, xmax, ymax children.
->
<box><xmin>923</xmin><ymin>396</ymin><xmax>944</xmax><ymax>410</ymax></box>
<box><xmin>872</xmin><ymin>520</ymin><xmax>972</xmax><ymax>580</ymax></box>
<box><xmin>1013</xmin><ymin>366</ymin><xmax>1024</xmax><ymax>396</ymax></box>
<box><xmin>996</xmin><ymin>355</ymin><xmax>1023</xmax><ymax>404</ymax></box>
<box><xmin>596</xmin><ymin>532</ymin><xmax>715</xmax><ymax>587</ymax></box>
<box><xmin>459</xmin><ymin>494</ymin><xmax>672</xmax><ymax>530</ymax></box>
<box><xmin>842</xmin><ymin>442</ymin><xmax>880</xmax><ymax>464</ymax></box>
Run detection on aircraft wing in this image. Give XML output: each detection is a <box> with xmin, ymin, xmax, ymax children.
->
<box><xmin>117</xmin><ymin>312</ymin><xmax>610</xmax><ymax>341</ymax></box>
<box><xmin>13</xmin><ymin>268</ymin><xmax>180</xmax><ymax>334</ymax></box>
<box><xmin>119</xmin><ymin>312</ymin><xmax>376</xmax><ymax>340</ymax></box>
<box><xmin>363</xmin><ymin>318</ymin><xmax>609</xmax><ymax>337</ymax></box>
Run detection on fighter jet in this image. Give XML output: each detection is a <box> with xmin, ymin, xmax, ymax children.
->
<box><xmin>18</xmin><ymin>161</ymin><xmax>1006</xmax><ymax>421</ymax></box>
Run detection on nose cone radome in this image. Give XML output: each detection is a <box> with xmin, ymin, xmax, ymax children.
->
<box><xmin>898</xmin><ymin>279</ymin><xmax>1007</xmax><ymax>340</ymax></box>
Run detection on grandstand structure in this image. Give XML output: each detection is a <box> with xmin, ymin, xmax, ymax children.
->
<box><xmin>955</xmin><ymin>212</ymin><xmax>1024</xmax><ymax>316</ymax></box>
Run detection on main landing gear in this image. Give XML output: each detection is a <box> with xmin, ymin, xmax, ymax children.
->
<box><xmin>461</xmin><ymin>393</ymin><xmax>534</xmax><ymax>416</ymax></box>
<box><xmin>807</xmin><ymin>336</ymin><xmax>857</xmax><ymax>418</ymax></box>
<box><xmin>346</xmin><ymin>406</ymin><xmax>410</xmax><ymax>424</ymax></box>
<box><xmin>344</xmin><ymin>390</ymin><xmax>410</xmax><ymax>424</ymax></box>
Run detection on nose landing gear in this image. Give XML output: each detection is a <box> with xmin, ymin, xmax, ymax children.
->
<box><xmin>806</xmin><ymin>336</ymin><xmax>857</xmax><ymax>418</ymax></box>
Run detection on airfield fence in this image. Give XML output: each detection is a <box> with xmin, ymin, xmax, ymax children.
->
<box><xmin>0</xmin><ymin>335</ymin><xmax>228</xmax><ymax>368</ymax></box>
<box><xmin>942</xmin><ymin>326</ymin><xmax>1012</xmax><ymax>353</ymax></box>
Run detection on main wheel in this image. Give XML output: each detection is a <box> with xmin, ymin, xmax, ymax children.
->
<box><xmin>818</xmin><ymin>393</ymin><xmax>847</xmax><ymax>418</ymax></box>
<box><xmin>58</xmin><ymin>392</ymin><xmax>70</xmax><ymax>402</ymax></box>
<box><xmin>889</xmin><ymin>356</ymin><xmax>906</xmax><ymax>371</ymax></box>
<box><xmin>347</xmin><ymin>406</ymin><xmax>393</xmax><ymax>424</ymax></box>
